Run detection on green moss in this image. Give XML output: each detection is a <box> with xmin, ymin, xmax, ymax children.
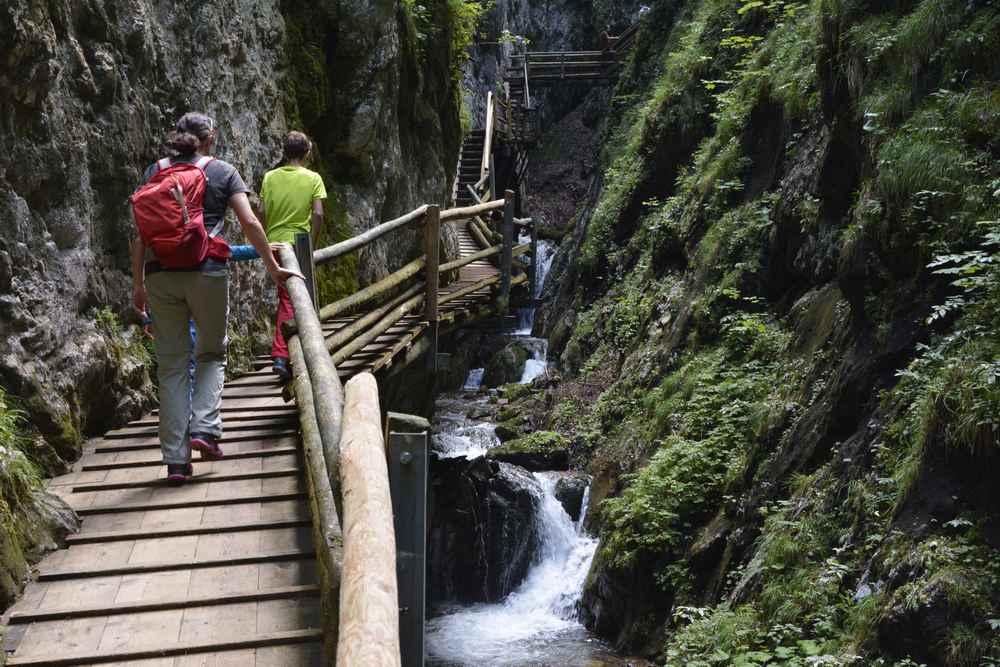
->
<box><xmin>492</xmin><ymin>431</ymin><xmax>568</xmax><ymax>456</ymax></box>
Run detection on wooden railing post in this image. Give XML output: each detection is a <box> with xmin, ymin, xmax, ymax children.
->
<box><xmin>500</xmin><ymin>189</ymin><xmax>515</xmax><ymax>313</ymax></box>
<box><xmin>385</xmin><ymin>413</ymin><xmax>430</xmax><ymax>667</ymax></box>
<box><xmin>294</xmin><ymin>232</ymin><xmax>317</xmax><ymax>310</ymax></box>
<box><xmin>424</xmin><ymin>206</ymin><xmax>441</xmax><ymax>372</ymax></box>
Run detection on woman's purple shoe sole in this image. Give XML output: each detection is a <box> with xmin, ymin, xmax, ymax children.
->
<box><xmin>191</xmin><ymin>436</ymin><xmax>224</xmax><ymax>461</ymax></box>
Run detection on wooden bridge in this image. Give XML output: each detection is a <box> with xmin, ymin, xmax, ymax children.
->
<box><xmin>502</xmin><ymin>22</ymin><xmax>640</xmax><ymax>146</ymax></box>
<box><xmin>2</xmin><ymin>111</ymin><xmax>536</xmax><ymax>664</ymax></box>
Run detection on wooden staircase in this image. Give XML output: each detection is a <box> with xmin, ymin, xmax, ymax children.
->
<box><xmin>453</xmin><ymin>128</ymin><xmax>486</xmax><ymax>208</ymax></box>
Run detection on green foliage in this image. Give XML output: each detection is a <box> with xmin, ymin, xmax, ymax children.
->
<box><xmin>0</xmin><ymin>389</ymin><xmax>42</xmax><ymax>529</ymax></box>
<box><xmin>600</xmin><ymin>328</ymin><xmax>786</xmax><ymax>578</ymax></box>
<box><xmin>95</xmin><ymin>307</ymin><xmax>152</xmax><ymax>367</ymax></box>
<box><xmin>495</xmin><ymin>431</ymin><xmax>567</xmax><ymax>455</ymax></box>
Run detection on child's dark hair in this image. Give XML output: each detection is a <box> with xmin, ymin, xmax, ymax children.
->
<box><xmin>166</xmin><ymin>112</ymin><xmax>215</xmax><ymax>156</ymax></box>
<box><xmin>283</xmin><ymin>131</ymin><xmax>312</xmax><ymax>161</ymax></box>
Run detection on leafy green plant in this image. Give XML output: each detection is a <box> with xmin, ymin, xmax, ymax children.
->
<box><xmin>0</xmin><ymin>389</ymin><xmax>42</xmax><ymax>529</ymax></box>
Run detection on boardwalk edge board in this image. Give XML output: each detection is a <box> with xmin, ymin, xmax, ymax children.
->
<box><xmin>66</xmin><ymin>517</ymin><xmax>311</xmax><ymax>544</ymax></box>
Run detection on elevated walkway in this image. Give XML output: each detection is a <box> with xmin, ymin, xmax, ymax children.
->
<box><xmin>3</xmin><ymin>136</ymin><xmax>532</xmax><ymax>666</ymax></box>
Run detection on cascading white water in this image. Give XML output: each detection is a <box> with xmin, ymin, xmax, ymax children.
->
<box><xmin>515</xmin><ymin>238</ymin><xmax>557</xmax><ymax>335</ymax></box>
<box><xmin>463</xmin><ymin>367</ymin><xmax>485</xmax><ymax>391</ymax></box>
<box><xmin>431</xmin><ymin>395</ymin><xmax>500</xmax><ymax>460</ymax></box>
<box><xmin>426</xmin><ymin>474</ymin><xmax>608</xmax><ymax>666</ymax></box>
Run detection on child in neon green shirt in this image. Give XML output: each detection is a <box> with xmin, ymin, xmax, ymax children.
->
<box><xmin>260</xmin><ymin>131</ymin><xmax>327</xmax><ymax>379</ymax></box>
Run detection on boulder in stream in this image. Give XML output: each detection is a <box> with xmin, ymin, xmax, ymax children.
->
<box><xmin>482</xmin><ymin>341</ymin><xmax>531</xmax><ymax>387</ymax></box>
<box><xmin>555</xmin><ymin>473</ymin><xmax>590</xmax><ymax>522</ymax></box>
<box><xmin>488</xmin><ymin>431</ymin><xmax>569</xmax><ymax>471</ymax></box>
<box><xmin>428</xmin><ymin>456</ymin><xmax>541</xmax><ymax>604</ymax></box>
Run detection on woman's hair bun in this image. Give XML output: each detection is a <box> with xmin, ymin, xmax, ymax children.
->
<box><xmin>166</xmin><ymin>131</ymin><xmax>200</xmax><ymax>156</ymax></box>
<box><xmin>165</xmin><ymin>112</ymin><xmax>215</xmax><ymax>156</ymax></box>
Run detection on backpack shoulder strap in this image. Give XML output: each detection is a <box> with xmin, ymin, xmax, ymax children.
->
<box><xmin>195</xmin><ymin>156</ymin><xmax>215</xmax><ymax>170</ymax></box>
<box><xmin>156</xmin><ymin>157</ymin><xmax>171</xmax><ymax>172</ymax></box>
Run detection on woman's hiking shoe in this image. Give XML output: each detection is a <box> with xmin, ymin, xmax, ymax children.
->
<box><xmin>166</xmin><ymin>463</ymin><xmax>193</xmax><ymax>485</ymax></box>
<box><xmin>190</xmin><ymin>434</ymin><xmax>224</xmax><ymax>460</ymax></box>
<box><xmin>272</xmin><ymin>357</ymin><xmax>292</xmax><ymax>383</ymax></box>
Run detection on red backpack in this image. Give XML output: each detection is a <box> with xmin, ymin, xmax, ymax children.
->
<box><xmin>129</xmin><ymin>156</ymin><xmax>226</xmax><ymax>268</ymax></box>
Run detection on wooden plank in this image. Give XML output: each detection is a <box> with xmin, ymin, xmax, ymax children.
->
<box><xmin>72</xmin><ymin>468</ymin><xmax>301</xmax><ymax>493</ymax></box>
<box><xmin>6</xmin><ymin>628</ymin><xmax>323</xmax><ymax>666</ymax></box>
<box><xmin>8</xmin><ymin>585</ymin><xmax>320</xmax><ymax>624</ymax></box>
<box><xmin>82</xmin><ymin>446</ymin><xmax>300</xmax><ymax>471</ymax></box>
<box><xmin>94</xmin><ymin>432</ymin><xmax>298</xmax><ymax>454</ymax></box>
<box><xmin>38</xmin><ymin>549</ymin><xmax>316</xmax><ymax>581</ymax></box>
<box><xmin>66</xmin><ymin>518</ymin><xmax>311</xmax><ymax>545</ymax></box>
<box><xmin>77</xmin><ymin>491</ymin><xmax>308</xmax><ymax>516</ymax></box>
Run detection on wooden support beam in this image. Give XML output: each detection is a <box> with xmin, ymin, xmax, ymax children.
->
<box><xmin>318</xmin><ymin>256</ymin><xmax>425</xmax><ymax>322</ymax></box>
<box><xmin>326</xmin><ymin>283</ymin><xmax>424</xmax><ymax>354</ymax></box>
<box><xmin>338</xmin><ymin>374</ymin><xmax>401</xmax><ymax>667</ymax></box>
<box><xmin>331</xmin><ymin>293</ymin><xmax>424</xmax><ymax>367</ymax></box>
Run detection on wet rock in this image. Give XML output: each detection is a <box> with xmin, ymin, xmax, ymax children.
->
<box><xmin>0</xmin><ymin>489</ymin><xmax>78</xmax><ymax>609</ymax></box>
<box><xmin>428</xmin><ymin>456</ymin><xmax>541</xmax><ymax>604</ymax></box>
<box><xmin>555</xmin><ymin>473</ymin><xmax>589</xmax><ymax>522</ymax></box>
<box><xmin>488</xmin><ymin>431</ymin><xmax>569</xmax><ymax>471</ymax></box>
<box><xmin>482</xmin><ymin>341</ymin><xmax>530</xmax><ymax>388</ymax></box>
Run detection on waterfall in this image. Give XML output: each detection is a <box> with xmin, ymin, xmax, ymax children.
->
<box><xmin>426</xmin><ymin>474</ymin><xmax>603</xmax><ymax>666</ymax></box>
<box><xmin>515</xmin><ymin>238</ymin><xmax>557</xmax><ymax>334</ymax></box>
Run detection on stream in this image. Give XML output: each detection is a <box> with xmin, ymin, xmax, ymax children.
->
<box><xmin>425</xmin><ymin>241</ymin><xmax>625</xmax><ymax>666</ymax></box>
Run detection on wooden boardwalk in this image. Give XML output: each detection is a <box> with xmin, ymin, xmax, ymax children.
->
<box><xmin>1</xmin><ymin>218</ymin><xmax>505</xmax><ymax>666</ymax></box>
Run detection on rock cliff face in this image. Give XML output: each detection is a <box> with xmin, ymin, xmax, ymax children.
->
<box><xmin>501</xmin><ymin>0</ymin><xmax>1000</xmax><ymax>663</ymax></box>
<box><xmin>0</xmin><ymin>0</ymin><xmax>464</xmax><ymax>470</ymax></box>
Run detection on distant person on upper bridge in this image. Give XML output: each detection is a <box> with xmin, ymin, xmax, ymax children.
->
<box><xmin>259</xmin><ymin>131</ymin><xmax>327</xmax><ymax>383</ymax></box>
<box><xmin>130</xmin><ymin>111</ymin><xmax>301</xmax><ymax>485</ymax></box>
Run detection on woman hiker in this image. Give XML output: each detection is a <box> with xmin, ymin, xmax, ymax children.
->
<box><xmin>259</xmin><ymin>131</ymin><xmax>327</xmax><ymax>382</ymax></box>
<box><xmin>130</xmin><ymin>112</ymin><xmax>301</xmax><ymax>485</ymax></box>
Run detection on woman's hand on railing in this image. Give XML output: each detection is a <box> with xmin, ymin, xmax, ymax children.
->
<box><xmin>268</xmin><ymin>242</ymin><xmax>307</xmax><ymax>285</ymax></box>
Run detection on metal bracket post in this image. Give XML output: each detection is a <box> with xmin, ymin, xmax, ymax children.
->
<box><xmin>385</xmin><ymin>413</ymin><xmax>430</xmax><ymax>667</ymax></box>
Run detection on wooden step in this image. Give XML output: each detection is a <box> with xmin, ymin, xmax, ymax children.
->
<box><xmin>8</xmin><ymin>584</ymin><xmax>319</xmax><ymax>624</ymax></box>
<box><xmin>77</xmin><ymin>491</ymin><xmax>308</xmax><ymax>516</ymax></box>
<box><xmin>38</xmin><ymin>549</ymin><xmax>315</xmax><ymax>581</ymax></box>
<box><xmin>82</xmin><ymin>446</ymin><xmax>299</xmax><ymax>471</ymax></box>
<box><xmin>6</xmin><ymin>628</ymin><xmax>323</xmax><ymax>666</ymax></box>
<box><xmin>71</xmin><ymin>468</ymin><xmax>301</xmax><ymax>493</ymax></box>
<box><xmin>66</xmin><ymin>517</ymin><xmax>311</xmax><ymax>545</ymax></box>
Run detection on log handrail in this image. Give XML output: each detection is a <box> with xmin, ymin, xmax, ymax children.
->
<box><xmin>314</xmin><ymin>206</ymin><xmax>429</xmax><ymax>266</ymax></box>
<box><xmin>481</xmin><ymin>90</ymin><xmax>495</xmax><ymax>188</ymax></box>
<box><xmin>337</xmin><ymin>374</ymin><xmax>401</xmax><ymax>666</ymax></box>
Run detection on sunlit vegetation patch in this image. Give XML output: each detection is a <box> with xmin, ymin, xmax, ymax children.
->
<box><xmin>0</xmin><ymin>389</ymin><xmax>42</xmax><ymax>530</ymax></box>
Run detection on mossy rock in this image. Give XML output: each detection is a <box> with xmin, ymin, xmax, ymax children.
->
<box><xmin>499</xmin><ymin>382</ymin><xmax>538</xmax><ymax>403</ymax></box>
<box><xmin>494</xmin><ymin>417</ymin><xmax>526</xmax><ymax>442</ymax></box>
<box><xmin>482</xmin><ymin>342</ymin><xmax>530</xmax><ymax>388</ymax></box>
<box><xmin>488</xmin><ymin>431</ymin><xmax>569</xmax><ymax>471</ymax></box>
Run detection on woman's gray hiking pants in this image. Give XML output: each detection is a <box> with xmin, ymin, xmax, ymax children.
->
<box><xmin>147</xmin><ymin>263</ymin><xmax>228</xmax><ymax>465</ymax></box>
